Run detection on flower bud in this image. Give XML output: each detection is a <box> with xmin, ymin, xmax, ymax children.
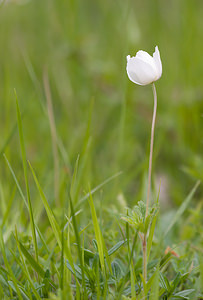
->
<box><xmin>126</xmin><ymin>46</ymin><xmax>162</xmax><ymax>85</ymax></box>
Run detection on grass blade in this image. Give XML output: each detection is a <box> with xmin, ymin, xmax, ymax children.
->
<box><xmin>3</xmin><ymin>154</ymin><xmax>50</xmax><ymax>255</ymax></box>
<box><xmin>14</xmin><ymin>228</ymin><xmax>41</xmax><ymax>300</ymax></box>
<box><xmin>147</xmin><ymin>212</ymin><xmax>158</xmax><ymax>260</ymax></box>
<box><xmin>164</xmin><ymin>180</ymin><xmax>200</xmax><ymax>237</ymax></box>
<box><xmin>0</xmin><ymin>229</ymin><xmax>20</xmax><ymax>299</ymax></box>
<box><xmin>149</xmin><ymin>262</ymin><xmax>159</xmax><ymax>300</ymax></box>
<box><xmin>28</xmin><ymin>161</ymin><xmax>76</xmax><ymax>287</ymax></box>
<box><xmin>88</xmin><ymin>188</ymin><xmax>105</xmax><ymax>273</ymax></box>
<box><xmin>69</xmin><ymin>194</ymin><xmax>87</xmax><ymax>298</ymax></box>
<box><xmin>28</xmin><ymin>161</ymin><xmax>61</xmax><ymax>248</ymax></box>
<box><xmin>15</xmin><ymin>93</ymin><xmax>38</xmax><ymax>262</ymax></box>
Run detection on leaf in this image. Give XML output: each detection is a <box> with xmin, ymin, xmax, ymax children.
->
<box><xmin>18</xmin><ymin>242</ymin><xmax>56</xmax><ymax>289</ymax></box>
<box><xmin>147</xmin><ymin>212</ymin><xmax>158</xmax><ymax>260</ymax></box>
<box><xmin>18</xmin><ymin>242</ymin><xmax>45</xmax><ymax>278</ymax></box>
<box><xmin>108</xmin><ymin>240</ymin><xmax>127</xmax><ymax>256</ymax></box>
<box><xmin>172</xmin><ymin>272</ymin><xmax>181</xmax><ymax>291</ymax></box>
<box><xmin>159</xmin><ymin>272</ymin><xmax>171</xmax><ymax>292</ymax></box>
<box><xmin>8</xmin><ymin>281</ymin><xmax>30</xmax><ymax>300</ymax></box>
<box><xmin>160</xmin><ymin>252</ymin><xmax>173</xmax><ymax>270</ymax></box>
<box><xmin>66</xmin><ymin>261</ymin><xmax>82</xmax><ymax>281</ymax></box>
<box><xmin>111</xmin><ymin>260</ymin><xmax>122</xmax><ymax>279</ymax></box>
<box><xmin>149</xmin><ymin>262</ymin><xmax>159</xmax><ymax>300</ymax></box>
<box><xmin>173</xmin><ymin>289</ymin><xmax>195</xmax><ymax>299</ymax></box>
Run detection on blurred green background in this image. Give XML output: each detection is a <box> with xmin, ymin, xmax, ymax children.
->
<box><xmin>0</xmin><ymin>0</ymin><xmax>202</xmax><ymax>222</ymax></box>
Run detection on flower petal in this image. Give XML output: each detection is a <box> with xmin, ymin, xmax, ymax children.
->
<box><xmin>126</xmin><ymin>55</ymin><xmax>131</xmax><ymax>62</ymax></box>
<box><xmin>126</xmin><ymin>57</ymin><xmax>157</xmax><ymax>85</ymax></box>
<box><xmin>136</xmin><ymin>50</ymin><xmax>156</xmax><ymax>69</ymax></box>
<box><xmin>153</xmin><ymin>46</ymin><xmax>162</xmax><ymax>78</ymax></box>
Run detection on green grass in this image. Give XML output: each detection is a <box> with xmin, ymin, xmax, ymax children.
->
<box><xmin>0</xmin><ymin>0</ymin><xmax>203</xmax><ymax>299</ymax></box>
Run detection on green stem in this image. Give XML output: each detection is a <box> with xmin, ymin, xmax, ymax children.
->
<box><xmin>143</xmin><ymin>82</ymin><xmax>157</xmax><ymax>283</ymax></box>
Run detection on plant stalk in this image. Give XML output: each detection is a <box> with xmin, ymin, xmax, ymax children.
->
<box><xmin>143</xmin><ymin>82</ymin><xmax>157</xmax><ymax>283</ymax></box>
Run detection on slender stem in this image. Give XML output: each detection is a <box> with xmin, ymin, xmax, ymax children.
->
<box><xmin>143</xmin><ymin>82</ymin><xmax>157</xmax><ymax>283</ymax></box>
<box><xmin>146</xmin><ymin>83</ymin><xmax>157</xmax><ymax>218</ymax></box>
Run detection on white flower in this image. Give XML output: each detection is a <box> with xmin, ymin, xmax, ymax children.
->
<box><xmin>126</xmin><ymin>46</ymin><xmax>162</xmax><ymax>86</ymax></box>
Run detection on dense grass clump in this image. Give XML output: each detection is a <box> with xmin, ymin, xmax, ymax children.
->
<box><xmin>0</xmin><ymin>0</ymin><xmax>203</xmax><ymax>299</ymax></box>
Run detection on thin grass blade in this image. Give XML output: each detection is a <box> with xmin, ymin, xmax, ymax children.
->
<box><xmin>15</xmin><ymin>93</ymin><xmax>38</xmax><ymax>262</ymax></box>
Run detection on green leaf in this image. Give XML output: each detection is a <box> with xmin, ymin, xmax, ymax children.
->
<box><xmin>160</xmin><ymin>252</ymin><xmax>173</xmax><ymax>270</ymax></box>
<box><xmin>111</xmin><ymin>260</ymin><xmax>122</xmax><ymax>279</ymax></box>
<box><xmin>147</xmin><ymin>212</ymin><xmax>158</xmax><ymax>260</ymax></box>
<box><xmin>66</xmin><ymin>261</ymin><xmax>82</xmax><ymax>281</ymax></box>
<box><xmin>18</xmin><ymin>242</ymin><xmax>57</xmax><ymax>290</ymax></box>
<box><xmin>149</xmin><ymin>262</ymin><xmax>159</xmax><ymax>300</ymax></box>
<box><xmin>88</xmin><ymin>186</ymin><xmax>112</xmax><ymax>275</ymax></box>
<box><xmin>172</xmin><ymin>272</ymin><xmax>181</xmax><ymax>291</ymax></box>
<box><xmin>173</xmin><ymin>289</ymin><xmax>195</xmax><ymax>299</ymax></box>
<box><xmin>18</xmin><ymin>242</ymin><xmax>45</xmax><ymax>278</ymax></box>
<box><xmin>159</xmin><ymin>272</ymin><xmax>171</xmax><ymax>292</ymax></box>
<box><xmin>101</xmin><ymin>234</ymin><xmax>113</xmax><ymax>275</ymax></box>
<box><xmin>8</xmin><ymin>281</ymin><xmax>30</xmax><ymax>300</ymax></box>
<box><xmin>108</xmin><ymin>240</ymin><xmax>127</xmax><ymax>256</ymax></box>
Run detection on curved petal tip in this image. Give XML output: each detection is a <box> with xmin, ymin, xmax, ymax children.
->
<box><xmin>126</xmin><ymin>55</ymin><xmax>131</xmax><ymax>62</ymax></box>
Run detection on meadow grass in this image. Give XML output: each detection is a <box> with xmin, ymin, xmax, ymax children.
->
<box><xmin>0</xmin><ymin>0</ymin><xmax>203</xmax><ymax>299</ymax></box>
